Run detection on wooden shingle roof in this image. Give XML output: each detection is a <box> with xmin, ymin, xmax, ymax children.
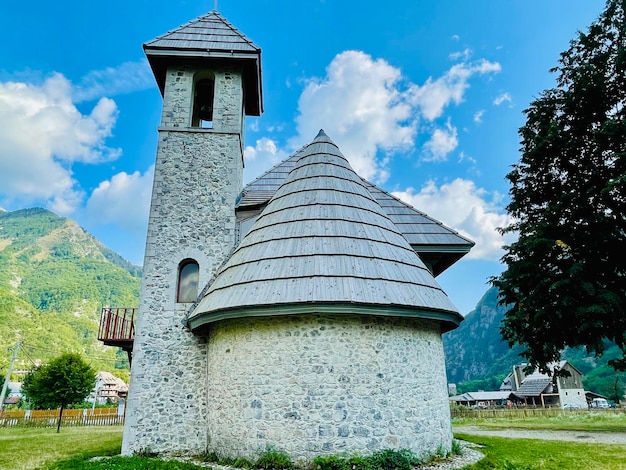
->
<box><xmin>514</xmin><ymin>378</ymin><xmax>552</xmax><ymax>398</ymax></box>
<box><xmin>189</xmin><ymin>131</ymin><xmax>463</xmax><ymax>332</ymax></box>
<box><xmin>238</xmin><ymin>143</ymin><xmax>473</xmax><ymax>276</ymax></box>
<box><xmin>143</xmin><ymin>11</ymin><xmax>262</xmax><ymax>115</ymax></box>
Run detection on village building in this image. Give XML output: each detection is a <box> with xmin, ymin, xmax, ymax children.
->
<box><xmin>450</xmin><ymin>361</ymin><xmax>587</xmax><ymax>409</ymax></box>
<box><xmin>504</xmin><ymin>361</ymin><xmax>587</xmax><ymax>408</ymax></box>
<box><xmin>120</xmin><ymin>10</ymin><xmax>473</xmax><ymax>460</ymax></box>
<box><xmin>89</xmin><ymin>371</ymin><xmax>128</xmax><ymax>405</ymax></box>
<box><xmin>448</xmin><ymin>390</ymin><xmax>510</xmax><ymax>409</ymax></box>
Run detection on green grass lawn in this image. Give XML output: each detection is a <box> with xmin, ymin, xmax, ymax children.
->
<box><xmin>455</xmin><ymin>434</ymin><xmax>626</xmax><ymax>470</ymax></box>
<box><xmin>0</xmin><ymin>426</ymin><xmax>122</xmax><ymax>470</ymax></box>
<box><xmin>2</xmin><ymin>415</ymin><xmax>626</xmax><ymax>470</ymax></box>
<box><xmin>454</xmin><ymin>410</ymin><xmax>626</xmax><ymax>432</ymax></box>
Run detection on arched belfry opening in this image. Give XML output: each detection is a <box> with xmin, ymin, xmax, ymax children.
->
<box><xmin>192</xmin><ymin>73</ymin><xmax>215</xmax><ymax>128</ymax></box>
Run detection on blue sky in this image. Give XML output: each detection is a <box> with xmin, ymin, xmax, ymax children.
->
<box><xmin>0</xmin><ymin>0</ymin><xmax>605</xmax><ymax>314</ymax></box>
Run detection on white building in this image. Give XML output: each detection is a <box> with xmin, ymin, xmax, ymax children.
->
<box><xmin>89</xmin><ymin>371</ymin><xmax>128</xmax><ymax>405</ymax></box>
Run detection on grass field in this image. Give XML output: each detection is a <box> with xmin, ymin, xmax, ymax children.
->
<box><xmin>1</xmin><ymin>413</ymin><xmax>626</xmax><ymax>470</ymax></box>
<box><xmin>456</xmin><ymin>433</ymin><xmax>626</xmax><ymax>470</ymax></box>
<box><xmin>454</xmin><ymin>410</ymin><xmax>626</xmax><ymax>433</ymax></box>
<box><xmin>0</xmin><ymin>426</ymin><xmax>122</xmax><ymax>470</ymax></box>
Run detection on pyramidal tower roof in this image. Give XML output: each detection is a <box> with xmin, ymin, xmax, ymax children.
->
<box><xmin>143</xmin><ymin>11</ymin><xmax>262</xmax><ymax>115</ymax></box>
<box><xmin>188</xmin><ymin>131</ymin><xmax>462</xmax><ymax>332</ymax></box>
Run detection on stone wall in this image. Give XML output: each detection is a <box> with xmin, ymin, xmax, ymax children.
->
<box><xmin>122</xmin><ymin>64</ymin><xmax>244</xmax><ymax>455</ymax></box>
<box><xmin>205</xmin><ymin>314</ymin><xmax>452</xmax><ymax>461</ymax></box>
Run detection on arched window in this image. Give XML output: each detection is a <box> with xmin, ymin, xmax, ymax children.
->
<box><xmin>177</xmin><ymin>259</ymin><xmax>199</xmax><ymax>303</ymax></box>
<box><xmin>192</xmin><ymin>74</ymin><xmax>215</xmax><ymax>128</ymax></box>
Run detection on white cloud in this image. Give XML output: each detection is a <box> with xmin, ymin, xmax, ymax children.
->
<box><xmin>422</xmin><ymin>121</ymin><xmax>458</xmax><ymax>162</ymax></box>
<box><xmin>458</xmin><ymin>151</ymin><xmax>477</xmax><ymax>166</ymax></box>
<box><xmin>473</xmin><ymin>109</ymin><xmax>485</xmax><ymax>123</ymax></box>
<box><xmin>243</xmin><ymin>137</ymin><xmax>289</xmax><ymax>183</ymax></box>
<box><xmin>0</xmin><ymin>73</ymin><xmax>120</xmax><ymax>214</ymax></box>
<box><xmin>72</xmin><ymin>60</ymin><xmax>154</xmax><ymax>102</ymax></box>
<box><xmin>85</xmin><ymin>166</ymin><xmax>154</xmax><ymax>235</ymax></box>
<box><xmin>409</xmin><ymin>59</ymin><xmax>501</xmax><ymax>121</ymax></box>
<box><xmin>245</xmin><ymin>51</ymin><xmax>502</xmax><ymax>183</ymax></box>
<box><xmin>392</xmin><ymin>179</ymin><xmax>515</xmax><ymax>261</ymax></box>
<box><xmin>493</xmin><ymin>92</ymin><xmax>512</xmax><ymax>106</ymax></box>
<box><xmin>290</xmin><ymin>50</ymin><xmax>416</xmax><ymax>182</ymax></box>
<box><xmin>449</xmin><ymin>48</ymin><xmax>472</xmax><ymax>61</ymax></box>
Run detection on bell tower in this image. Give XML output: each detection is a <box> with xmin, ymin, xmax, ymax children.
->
<box><xmin>122</xmin><ymin>11</ymin><xmax>262</xmax><ymax>455</ymax></box>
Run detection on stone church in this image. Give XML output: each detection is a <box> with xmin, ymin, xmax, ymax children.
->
<box><xmin>122</xmin><ymin>10</ymin><xmax>473</xmax><ymax>461</ymax></box>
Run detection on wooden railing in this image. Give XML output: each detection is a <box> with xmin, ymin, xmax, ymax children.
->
<box><xmin>98</xmin><ymin>307</ymin><xmax>136</xmax><ymax>346</ymax></box>
<box><xmin>451</xmin><ymin>407</ymin><xmax>623</xmax><ymax>419</ymax></box>
<box><xmin>0</xmin><ymin>408</ymin><xmax>124</xmax><ymax>427</ymax></box>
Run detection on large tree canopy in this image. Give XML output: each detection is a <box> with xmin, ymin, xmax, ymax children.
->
<box><xmin>492</xmin><ymin>0</ymin><xmax>626</xmax><ymax>373</ymax></box>
<box><xmin>22</xmin><ymin>353</ymin><xmax>95</xmax><ymax>431</ymax></box>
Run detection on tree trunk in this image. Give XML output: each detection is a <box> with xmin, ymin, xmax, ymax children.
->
<box><xmin>56</xmin><ymin>405</ymin><xmax>65</xmax><ymax>433</ymax></box>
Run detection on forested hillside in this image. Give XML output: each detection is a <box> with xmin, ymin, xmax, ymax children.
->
<box><xmin>0</xmin><ymin>208</ymin><xmax>141</xmax><ymax>382</ymax></box>
<box><xmin>443</xmin><ymin>286</ymin><xmax>524</xmax><ymax>385</ymax></box>
<box><xmin>443</xmin><ymin>286</ymin><xmax>626</xmax><ymax>401</ymax></box>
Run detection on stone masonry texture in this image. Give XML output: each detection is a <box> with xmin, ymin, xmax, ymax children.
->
<box><xmin>122</xmin><ymin>64</ymin><xmax>244</xmax><ymax>455</ymax></box>
<box><xmin>206</xmin><ymin>314</ymin><xmax>453</xmax><ymax>461</ymax></box>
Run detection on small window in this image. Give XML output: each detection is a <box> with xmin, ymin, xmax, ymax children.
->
<box><xmin>177</xmin><ymin>259</ymin><xmax>199</xmax><ymax>303</ymax></box>
<box><xmin>192</xmin><ymin>75</ymin><xmax>215</xmax><ymax>128</ymax></box>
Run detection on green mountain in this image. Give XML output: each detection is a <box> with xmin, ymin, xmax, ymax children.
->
<box><xmin>0</xmin><ymin>208</ymin><xmax>141</xmax><ymax>382</ymax></box>
<box><xmin>443</xmin><ymin>285</ymin><xmax>626</xmax><ymax>401</ymax></box>
<box><xmin>443</xmin><ymin>286</ymin><xmax>524</xmax><ymax>385</ymax></box>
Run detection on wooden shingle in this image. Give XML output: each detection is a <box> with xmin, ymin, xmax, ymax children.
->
<box><xmin>189</xmin><ymin>131</ymin><xmax>464</xmax><ymax>332</ymax></box>
<box><xmin>237</xmin><ymin>140</ymin><xmax>473</xmax><ymax>275</ymax></box>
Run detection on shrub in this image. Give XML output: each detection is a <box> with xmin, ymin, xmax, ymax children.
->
<box><xmin>368</xmin><ymin>449</ymin><xmax>417</xmax><ymax>470</ymax></box>
<box><xmin>451</xmin><ymin>440</ymin><xmax>463</xmax><ymax>456</ymax></box>
<box><xmin>313</xmin><ymin>455</ymin><xmax>349</xmax><ymax>470</ymax></box>
<box><xmin>219</xmin><ymin>456</ymin><xmax>237</xmax><ymax>466</ymax></box>
<box><xmin>346</xmin><ymin>454</ymin><xmax>373</xmax><ymax>470</ymax></box>
<box><xmin>255</xmin><ymin>447</ymin><xmax>295</xmax><ymax>470</ymax></box>
<box><xmin>199</xmin><ymin>451</ymin><xmax>219</xmax><ymax>463</ymax></box>
<box><xmin>234</xmin><ymin>457</ymin><xmax>255</xmax><ymax>469</ymax></box>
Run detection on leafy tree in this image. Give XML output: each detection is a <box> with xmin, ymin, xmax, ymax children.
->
<box><xmin>492</xmin><ymin>0</ymin><xmax>626</xmax><ymax>373</ymax></box>
<box><xmin>22</xmin><ymin>353</ymin><xmax>95</xmax><ymax>432</ymax></box>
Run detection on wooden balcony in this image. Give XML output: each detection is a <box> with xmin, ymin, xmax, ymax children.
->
<box><xmin>98</xmin><ymin>307</ymin><xmax>136</xmax><ymax>363</ymax></box>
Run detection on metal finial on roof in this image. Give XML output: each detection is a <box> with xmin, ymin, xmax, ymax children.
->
<box><xmin>315</xmin><ymin>129</ymin><xmax>327</xmax><ymax>139</ymax></box>
<box><xmin>214</xmin><ymin>0</ymin><xmax>218</xmax><ymax>11</ymax></box>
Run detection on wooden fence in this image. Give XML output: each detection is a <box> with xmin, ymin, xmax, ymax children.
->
<box><xmin>0</xmin><ymin>407</ymin><xmax>124</xmax><ymax>428</ymax></box>
<box><xmin>451</xmin><ymin>407</ymin><xmax>623</xmax><ymax>419</ymax></box>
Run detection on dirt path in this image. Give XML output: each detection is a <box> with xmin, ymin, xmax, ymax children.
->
<box><xmin>454</xmin><ymin>425</ymin><xmax>626</xmax><ymax>444</ymax></box>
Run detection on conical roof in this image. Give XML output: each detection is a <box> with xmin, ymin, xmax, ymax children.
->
<box><xmin>237</xmin><ymin>149</ymin><xmax>473</xmax><ymax>276</ymax></box>
<box><xmin>189</xmin><ymin>131</ymin><xmax>462</xmax><ymax>331</ymax></box>
<box><xmin>143</xmin><ymin>11</ymin><xmax>262</xmax><ymax>115</ymax></box>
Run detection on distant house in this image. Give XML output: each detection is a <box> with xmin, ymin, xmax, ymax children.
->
<box><xmin>503</xmin><ymin>361</ymin><xmax>587</xmax><ymax>408</ymax></box>
<box><xmin>90</xmin><ymin>372</ymin><xmax>128</xmax><ymax>405</ymax></box>
<box><xmin>2</xmin><ymin>381</ymin><xmax>22</xmax><ymax>406</ymax></box>
<box><xmin>449</xmin><ymin>390</ymin><xmax>510</xmax><ymax>408</ymax></box>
